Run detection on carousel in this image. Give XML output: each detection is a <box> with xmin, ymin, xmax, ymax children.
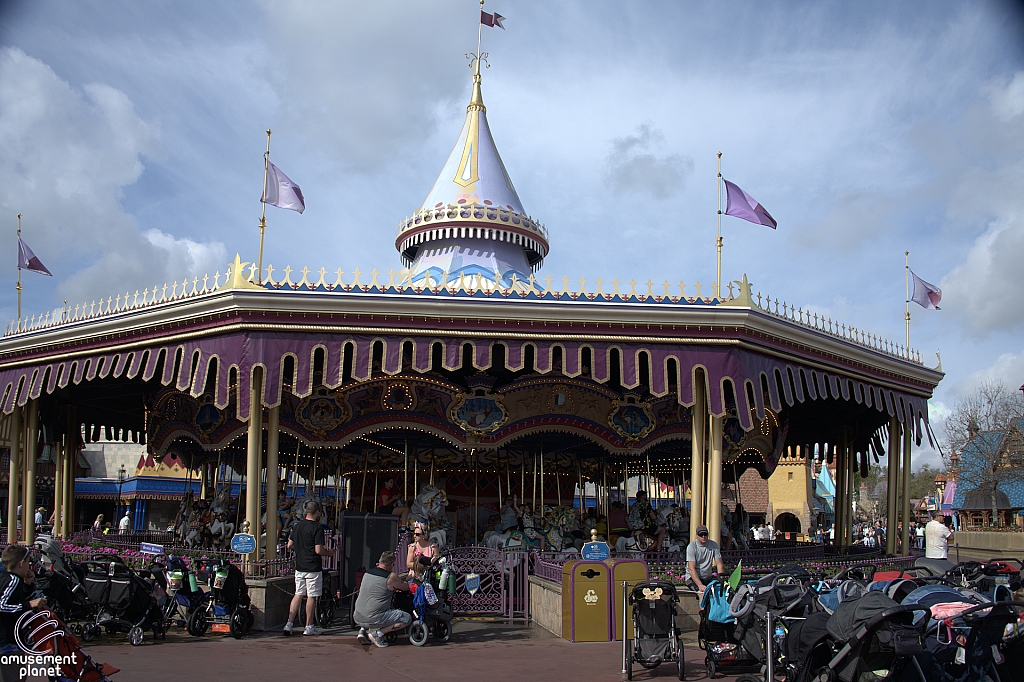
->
<box><xmin>0</xmin><ymin>50</ymin><xmax>941</xmax><ymax>569</ymax></box>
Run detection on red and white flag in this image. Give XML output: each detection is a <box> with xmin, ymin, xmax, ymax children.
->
<box><xmin>910</xmin><ymin>270</ymin><xmax>941</xmax><ymax>310</ymax></box>
<box><xmin>481</xmin><ymin>10</ymin><xmax>505</xmax><ymax>28</ymax></box>
<box><xmin>262</xmin><ymin>162</ymin><xmax>305</xmax><ymax>214</ymax></box>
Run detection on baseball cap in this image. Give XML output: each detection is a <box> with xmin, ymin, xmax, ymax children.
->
<box><xmin>696</xmin><ymin>525</ymin><xmax>709</xmax><ymax>536</ymax></box>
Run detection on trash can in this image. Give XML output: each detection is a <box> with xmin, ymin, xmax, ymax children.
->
<box><xmin>607</xmin><ymin>558</ymin><xmax>648</xmax><ymax>641</ymax></box>
<box><xmin>561</xmin><ymin>560</ymin><xmax>611</xmax><ymax>642</ymax></box>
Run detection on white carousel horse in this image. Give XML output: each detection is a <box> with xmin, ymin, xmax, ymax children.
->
<box><xmin>210</xmin><ymin>514</ymin><xmax>235</xmax><ymax>547</ymax></box>
<box><xmin>209</xmin><ymin>486</ymin><xmax>232</xmax><ymax>516</ymax></box>
<box><xmin>409</xmin><ymin>485</ymin><xmax>448</xmax><ymax>526</ymax></box>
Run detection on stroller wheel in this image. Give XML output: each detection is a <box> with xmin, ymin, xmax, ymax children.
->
<box><xmin>677</xmin><ymin>655</ymin><xmax>685</xmax><ymax>681</ymax></box>
<box><xmin>384</xmin><ymin>632</ymin><xmax>398</xmax><ymax>644</ymax></box>
<box><xmin>82</xmin><ymin>624</ymin><xmax>98</xmax><ymax>642</ymax></box>
<box><xmin>409</xmin><ymin>621</ymin><xmax>429</xmax><ymax>646</ymax></box>
<box><xmin>229</xmin><ymin>609</ymin><xmax>247</xmax><ymax>639</ymax></box>
<box><xmin>706</xmin><ymin>658</ymin><xmax>717</xmax><ymax>678</ymax></box>
<box><xmin>626</xmin><ymin>646</ymin><xmax>633</xmax><ymax>680</ymax></box>
<box><xmin>433</xmin><ymin>620</ymin><xmax>451</xmax><ymax>643</ymax></box>
<box><xmin>813</xmin><ymin>668</ymin><xmax>836</xmax><ymax>682</ymax></box>
<box><xmin>128</xmin><ymin>626</ymin><xmax>144</xmax><ymax>646</ymax></box>
<box><xmin>187</xmin><ymin>608</ymin><xmax>209</xmax><ymax>637</ymax></box>
<box><xmin>316</xmin><ymin>596</ymin><xmax>334</xmax><ymax>627</ymax></box>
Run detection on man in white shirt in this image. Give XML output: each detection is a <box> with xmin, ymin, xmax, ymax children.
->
<box><xmin>925</xmin><ymin>514</ymin><xmax>953</xmax><ymax>559</ymax></box>
<box><xmin>118</xmin><ymin>511</ymin><xmax>131</xmax><ymax>534</ymax></box>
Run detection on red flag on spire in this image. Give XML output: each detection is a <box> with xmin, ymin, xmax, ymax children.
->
<box><xmin>481</xmin><ymin>10</ymin><xmax>505</xmax><ymax>28</ymax></box>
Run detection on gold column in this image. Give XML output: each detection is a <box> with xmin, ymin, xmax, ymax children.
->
<box><xmin>707</xmin><ymin>412</ymin><xmax>724</xmax><ymax>545</ymax></box>
<box><xmin>24</xmin><ymin>400</ymin><xmax>38</xmax><ymax>544</ymax></box>
<box><xmin>846</xmin><ymin>439</ymin><xmax>855</xmax><ymax>546</ymax></box>
<box><xmin>834</xmin><ymin>444</ymin><xmax>846</xmax><ymax>548</ymax></box>
<box><xmin>886</xmin><ymin>417</ymin><xmax>900</xmax><ymax>555</ymax></box>
<box><xmin>63</xmin><ymin>414</ymin><xmax>75</xmax><ymax>536</ymax></box>
<box><xmin>53</xmin><ymin>434</ymin><xmax>63</xmax><ymax>538</ymax></box>
<box><xmin>7</xmin><ymin>407</ymin><xmax>21</xmax><ymax>544</ymax></box>
<box><xmin>901</xmin><ymin>422</ymin><xmax>912</xmax><ymax>556</ymax></box>
<box><xmin>265</xmin><ymin>404</ymin><xmax>281</xmax><ymax>560</ymax></box>
<box><xmin>689</xmin><ymin>371</ymin><xmax>706</xmax><ymax>540</ymax></box>
<box><xmin>245</xmin><ymin>369</ymin><xmax>264</xmax><ymax>560</ymax></box>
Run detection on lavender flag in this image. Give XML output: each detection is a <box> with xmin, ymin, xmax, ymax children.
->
<box><xmin>724</xmin><ymin>179</ymin><xmax>777</xmax><ymax>229</ymax></box>
<box><xmin>262</xmin><ymin>162</ymin><xmax>305</xmax><ymax>214</ymax></box>
<box><xmin>910</xmin><ymin>270</ymin><xmax>941</xmax><ymax>310</ymax></box>
<box><xmin>17</xmin><ymin>237</ymin><xmax>51</xmax><ymax>276</ymax></box>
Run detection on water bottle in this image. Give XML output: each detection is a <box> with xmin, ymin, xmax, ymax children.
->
<box><xmin>774</xmin><ymin>621</ymin><xmax>786</xmax><ymax>650</ymax></box>
<box><xmin>439</xmin><ymin>561</ymin><xmax>451</xmax><ymax>594</ymax></box>
<box><xmin>188</xmin><ymin>570</ymin><xmax>199</xmax><ymax>593</ymax></box>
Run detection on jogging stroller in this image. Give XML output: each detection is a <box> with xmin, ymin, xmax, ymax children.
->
<box><xmin>81</xmin><ymin>556</ymin><xmax>164</xmax><ymax>645</ymax></box>
<box><xmin>389</xmin><ymin>555</ymin><xmax>454</xmax><ymax>646</ymax></box>
<box><xmin>625</xmin><ymin>580</ymin><xmax>684</xmax><ymax>680</ymax></box>
<box><xmin>162</xmin><ymin>555</ymin><xmax>206</xmax><ymax>630</ymax></box>
<box><xmin>730</xmin><ymin>567</ymin><xmax>819</xmax><ymax>671</ymax></box>
<box><xmin>699</xmin><ymin>580</ymin><xmax>759</xmax><ymax>678</ymax></box>
<box><xmin>187</xmin><ymin>559</ymin><xmax>254</xmax><ymax>639</ymax></box>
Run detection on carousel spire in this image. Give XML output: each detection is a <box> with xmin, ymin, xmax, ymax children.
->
<box><xmin>395</xmin><ymin>19</ymin><xmax>549</xmax><ymax>289</ymax></box>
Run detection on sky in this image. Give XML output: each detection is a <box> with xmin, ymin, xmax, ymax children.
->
<box><xmin>1</xmin><ymin>0</ymin><xmax>1023</xmax><ymax>470</ymax></box>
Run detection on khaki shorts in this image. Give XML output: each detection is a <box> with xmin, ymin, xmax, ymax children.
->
<box><xmin>294</xmin><ymin>570</ymin><xmax>323</xmax><ymax>597</ymax></box>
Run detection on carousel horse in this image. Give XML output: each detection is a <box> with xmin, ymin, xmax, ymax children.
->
<box><xmin>615</xmin><ymin>506</ymin><xmax>684</xmax><ymax>553</ymax></box>
<box><xmin>209</xmin><ymin>486</ymin><xmax>232</xmax><ymax>516</ymax></box>
<box><xmin>209</xmin><ymin>513</ymin><xmax>235</xmax><ymax>548</ymax></box>
<box><xmin>408</xmin><ymin>485</ymin><xmax>450</xmax><ymax>548</ymax></box>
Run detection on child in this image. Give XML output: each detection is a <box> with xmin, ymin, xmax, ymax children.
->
<box><xmin>0</xmin><ymin>545</ymin><xmax>46</xmax><ymax>652</ymax></box>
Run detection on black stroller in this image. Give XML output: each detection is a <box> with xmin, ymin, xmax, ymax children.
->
<box><xmin>389</xmin><ymin>555</ymin><xmax>454</xmax><ymax>646</ymax></box>
<box><xmin>31</xmin><ymin>539</ymin><xmax>96</xmax><ymax>631</ymax></box>
<box><xmin>161</xmin><ymin>555</ymin><xmax>206</xmax><ymax>630</ymax></box>
<box><xmin>699</xmin><ymin>580</ymin><xmax>759</xmax><ymax>678</ymax></box>
<box><xmin>625</xmin><ymin>580</ymin><xmax>684</xmax><ymax>680</ymax></box>
<box><xmin>81</xmin><ymin>556</ymin><xmax>164</xmax><ymax>645</ymax></box>
<box><xmin>186</xmin><ymin>559</ymin><xmax>254</xmax><ymax>639</ymax></box>
<box><xmin>783</xmin><ymin>591</ymin><xmax>929</xmax><ymax>682</ymax></box>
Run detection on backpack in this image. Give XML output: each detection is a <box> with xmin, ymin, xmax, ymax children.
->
<box><xmin>627</xmin><ymin>504</ymin><xmax>646</xmax><ymax>531</ymax></box>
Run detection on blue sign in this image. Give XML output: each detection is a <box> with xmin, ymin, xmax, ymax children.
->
<box><xmin>139</xmin><ymin>542</ymin><xmax>164</xmax><ymax>555</ymax></box>
<box><xmin>464</xmin><ymin>573</ymin><xmax>480</xmax><ymax>596</ymax></box>
<box><xmin>581</xmin><ymin>542</ymin><xmax>610</xmax><ymax>561</ymax></box>
<box><xmin>231</xmin><ymin>534</ymin><xmax>256</xmax><ymax>554</ymax></box>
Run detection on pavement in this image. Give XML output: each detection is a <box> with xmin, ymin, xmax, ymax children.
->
<box><xmin>86</xmin><ymin>619</ymin><xmax>747</xmax><ymax>682</ymax></box>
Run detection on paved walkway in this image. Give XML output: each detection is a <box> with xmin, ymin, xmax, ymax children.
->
<box><xmin>88</xmin><ymin>621</ymin><xmax>747</xmax><ymax>682</ymax></box>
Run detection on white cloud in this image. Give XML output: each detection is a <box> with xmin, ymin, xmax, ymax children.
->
<box><xmin>989</xmin><ymin>70</ymin><xmax>1024</xmax><ymax>121</ymax></box>
<box><xmin>604</xmin><ymin>124</ymin><xmax>694</xmax><ymax>200</ymax></box>
<box><xmin>953</xmin><ymin>349</ymin><xmax>1024</xmax><ymax>396</ymax></box>
<box><xmin>0</xmin><ymin>47</ymin><xmax>226</xmax><ymax>312</ymax></box>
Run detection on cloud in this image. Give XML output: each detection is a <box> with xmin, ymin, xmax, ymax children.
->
<box><xmin>603</xmin><ymin>124</ymin><xmax>693</xmax><ymax>200</ymax></box>
<box><xmin>988</xmin><ymin>70</ymin><xmax>1024</xmax><ymax>121</ymax></box>
<box><xmin>0</xmin><ymin>47</ymin><xmax>226</xmax><ymax>312</ymax></box>
<box><xmin>952</xmin><ymin>348</ymin><xmax>1024</xmax><ymax>396</ymax></box>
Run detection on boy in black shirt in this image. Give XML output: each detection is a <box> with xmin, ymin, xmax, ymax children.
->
<box><xmin>0</xmin><ymin>545</ymin><xmax>45</xmax><ymax>647</ymax></box>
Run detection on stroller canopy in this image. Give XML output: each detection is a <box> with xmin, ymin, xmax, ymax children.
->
<box><xmin>826</xmin><ymin>591</ymin><xmax>900</xmax><ymax>642</ymax></box>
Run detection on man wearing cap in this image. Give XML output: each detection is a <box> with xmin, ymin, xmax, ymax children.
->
<box><xmin>685</xmin><ymin>524</ymin><xmax>724</xmax><ymax>598</ymax></box>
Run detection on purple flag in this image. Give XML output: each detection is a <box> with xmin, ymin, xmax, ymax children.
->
<box><xmin>723</xmin><ymin>179</ymin><xmax>777</xmax><ymax>229</ymax></box>
<box><xmin>481</xmin><ymin>10</ymin><xmax>505</xmax><ymax>28</ymax></box>
<box><xmin>17</xmin><ymin>237</ymin><xmax>51</xmax><ymax>276</ymax></box>
<box><xmin>261</xmin><ymin>162</ymin><xmax>305</xmax><ymax>214</ymax></box>
<box><xmin>910</xmin><ymin>270</ymin><xmax>941</xmax><ymax>310</ymax></box>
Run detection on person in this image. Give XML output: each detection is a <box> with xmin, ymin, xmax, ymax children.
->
<box><xmin>406</xmin><ymin>522</ymin><xmax>438</xmax><ymax>575</ymax></box>
<box><xmin>499</xmin><ymin>496</ymin><xmax>518</xmax><ymax>532</ymax></box>
<box><xmin>596</xmin><ymin>514</ymin><xmax>608</xmax><ymax>539</ymax></box>
<box><xmin>627</xmin><ymin>491</ymin><xmax>667</xmax><ymax>550</ymax></box>
<box><xmin>118</xmin><ymin>511</ymin><xmax>131</xmax><ymax>534</ymax></box>
<box><xmin>353</xmin><ymin>551</ymin><xmax>412</xmax><ymax>648</ymax></box>
<box><xmin>283</xmin><ymin>500</ymin><xmax>337</xmax><ymax>636</ymax></box>
<box><xmin>34</xmin><ymin>507</ymin><xmax>44</xmax><ymax>527</ymax></box>
<box><xmin>925</xmin><ymin>513</ymin><xmax>953</xmax><ymax>559</ymax></box>
<box><xmin>608</xmin><ymin>501</ymin><xmax>629</xmax><ymax>541</ymax></box>
<box><xmin>93</xmin><ymin>514</ymin><xmax>104</xmax><ymax>533</ymax></box>
<box><xmin>732</xmin><ymin>503</ymin><xmax>749</xmax><ymax>550</ymax></box>
<box><xmin>102</xmin><ymin>522</ymin><xmax>112</xmax><ymax>534</ymax></box>
<box><xmin>0</xmin><ymin>544</ymin><xmax>47</xmax><ymax>678</ymax></box>
<box><xmin>915</xmin><ymin>522</ymin><xmax>926</xmax><ymax>549</ymax></box>
<box><xmin>378</xmin><ymin>478</ymin><xmax>398</xmax><ymax>514</ymax></box>
<box><xmin>685</xmin><ymin>524</ymin><xmax>724</xmax><ymax>599</ymax></box>
<box><xmin>513</xmin><ymin>500</ymin><xmax>543</xmax><ymax>549</ymax></box>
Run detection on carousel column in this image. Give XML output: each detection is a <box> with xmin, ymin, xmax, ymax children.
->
<box><xmin>689</xmin><ymin>372</ymin><xmax>707</xmax><ymax>540</ymax></box>
<box><xmin>900</xmin><ymin>421</ymin><xmax>912</xmax><ymax>557</ymax></box>
<box><xmin>707</xmin><ymin>413</ymin><xmax>724</xmax><ymax>547</ymax></box>
<box><xmin>53</xmin><ymin>433</ymin><xmax>63</xmax><ymax>538</ymax></box>
<box><xmin>245</xmin><ymin>369</ymin><xmax>264</xmax><ymax>560</ymax></box>
<box><xmin>835</xmin><ymin>441</ymin><xmax>847</xmax><ymax>548</ymax></box>
<box><xmin>885</xmin><ymin>417</ymin><xmax>900</xmax><ymax>555</ymax></box>
<box><xmin>845</xmin><ymin>439</ymin><xmax>855</xmax><ymax>546</ymax></box>
<box><xmin>7</xmin><ymin>407</ymin><xmax>22</xmax><ymax>543</ymax></box>
<box><xmin>265</xmin><ymin>405</ymin><xmax>281</xmax><ymax>560</ymax></box>
<box><xmin>63</xmin><ymin>414</ymin><xmax>76</xmax><ymax>536</ymax></box>
<box><xmin>24</xmin><ymin>400</ymin><xmax>39</xmax><ymax>544</ymax></box>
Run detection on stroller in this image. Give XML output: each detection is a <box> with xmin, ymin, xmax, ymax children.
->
<box><xmin>783</xmin><ymin>591</ymin><xmax>929</xmax><ymax>682</ymax></box>
<box><xmin>699</xmin><ymin>580</ymin><xmax>759</xmax><ymax>678</ymax></box>
<box><xmin>389</xmin><ymin>555</ymin><xmax>454</xmax><ymax>646</ymax></box>
<box><xmin>161</xmin><ymin>555</ymin><xmax>206</xmax><ymax>630</ymax></box>
<box><xmin>31</xmin><ymin>539</ymin><xmax>96</xmax><ymax>631</ymax></box>
<box><xmin>625</xmin><ymin>580</ymin><xmax>684</xmax><ymax>681</ymax></box>
<box><xmin>81</xmin><ymin>556</ymin><xmax>164</xmax><ymax>645</ymax></box>
<box><xmin>186</xmin><ymin>559</ymin><xmax>254</xmax><ymax>639</ymax></box>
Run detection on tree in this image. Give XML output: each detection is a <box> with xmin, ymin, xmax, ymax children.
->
<box><xmin>943</xmin><ymin>381</ymin><xmax>1024</xmax><ymax>526</ymax></box>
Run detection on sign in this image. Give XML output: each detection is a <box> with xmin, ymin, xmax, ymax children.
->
<box><xmin>581</xmin><ymin>541</ymin><xmax>610</xmax><ymax>561</ymax></box>
<box><xmin>465</xmin><ymin>573</ymin><xmax>480</xmax><ymax>596</ymax></box>
<box><xmin>584</xmin><ymin>589</ymin><xmax>599</xmax><ymax>605</ymax></box>
<box><xmin>231</xmin><ymin>533</ymin><xmax>256</xmax><ymax>554</ymax></box>
<box><xmin>139</xmin><ymin>542</ymin><xmax>164</xmax><ymax>555</ymax></box>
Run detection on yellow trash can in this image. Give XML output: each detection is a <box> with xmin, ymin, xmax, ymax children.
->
<box><xmin>561</xmin><ymin>560</ymin><xmax>611</xmax><ymax>642</ymax></box>
<box><xmin>606</xmin><ymin>558</ymin><xmax>649</xmax><ymax>641</ymax></box>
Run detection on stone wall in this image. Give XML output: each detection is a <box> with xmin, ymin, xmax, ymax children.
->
<box><xmin>954</xmin><ymin>531</ymin><xmax>1024</xmax><ymax>554</ymax></box>
<box><xmin>529</xmin><ymin>575</ymin><xmax>562</xmax><ymax>637</ymax></box>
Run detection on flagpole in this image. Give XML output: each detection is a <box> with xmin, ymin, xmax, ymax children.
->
<box><xmin>478</xmin><ymin>0</ymin><xmax>484</xmax><ymax>61</ymax></box>
<box><xmin>716</xmin><ymin>152</ymin><xmax>723</xmax><ymax>297</ymax></box>
<box><xmin>16</xmin><ymin>214</ymin><xmax>22</xmax><ymax>329</ymax></box>
<box><xmin>904</xmin><ymin>251</ymin><xmax>910</xmax><ymax>350</ymax></box>
<box><xmin>257</xmin><ymin>129</ymin><xmax>272</xmax><ymax>285</ymax></box>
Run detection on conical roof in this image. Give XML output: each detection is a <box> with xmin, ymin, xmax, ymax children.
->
<box><xmin>420</xmin><ymin>70</ymin><xmax>524</xmax><ymax>213</ymax></box>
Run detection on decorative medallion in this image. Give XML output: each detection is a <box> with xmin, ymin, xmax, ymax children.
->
<box><xmin>194</xmin><ymin>395</ymin><xmax>226</xmax><ymax>440</ymax></box>
<box><xmin>296</xmin><ymin>387</ymin><xmax>349</xmax><ymax>439</ymax></box>
<box><xmin>608</xmin><ymin>395</ymin><xmax>655</xmax><ymax>441</ymax></box>
<box><xmin>383</xmin><ymin>382</ymin><xmax>416</xmax><ymax>411</ymax></box>
<box><xmin>547</xmin><ymin>385</ymin><xmax>575</xmax><ymax>414</ymax></box>
<box><xmin>449</xmin><ymin>390</ymin><xmax>508</xmax><ymax>433</ymax></box>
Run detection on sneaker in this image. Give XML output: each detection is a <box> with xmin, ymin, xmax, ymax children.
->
<box><xmin>367</xmin><ymin>629</ymin><xmax>389</xmax><ymax>648</ymax></box>
<box><xmin>356</xmin><ymin>628</ymin><xmax>369</xmax><ymax>645</ymax></box>
<box><xmin>282</xmin><ymin>622</ymin><xmax>294</xmax><ymax>636</ymax></box>
<box><xmin>303</xmin><ymin>625</ymin><xmax>322</xmax><ymax>636</ymax></box>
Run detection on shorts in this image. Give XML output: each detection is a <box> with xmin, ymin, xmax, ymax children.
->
<box><xmin>356</xmin><ymin>608</ymin><xmax>411</xmax><ymax>631</ymax></box>
<box><xmin>294</xmin><ymin>570</ymin><xmax>323</xmax><ymax>597</ymax></box>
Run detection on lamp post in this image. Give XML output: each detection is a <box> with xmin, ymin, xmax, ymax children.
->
<box><xmin>116</xmin><ymin>465</ymin><xmax>126</xmax><ymax>530</ymax></box>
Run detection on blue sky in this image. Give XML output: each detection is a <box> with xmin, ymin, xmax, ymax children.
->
<box><xmin>1</xmin><ymin>1</ymin><xmax>1023</xmax><ymax>468</ymax></box>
